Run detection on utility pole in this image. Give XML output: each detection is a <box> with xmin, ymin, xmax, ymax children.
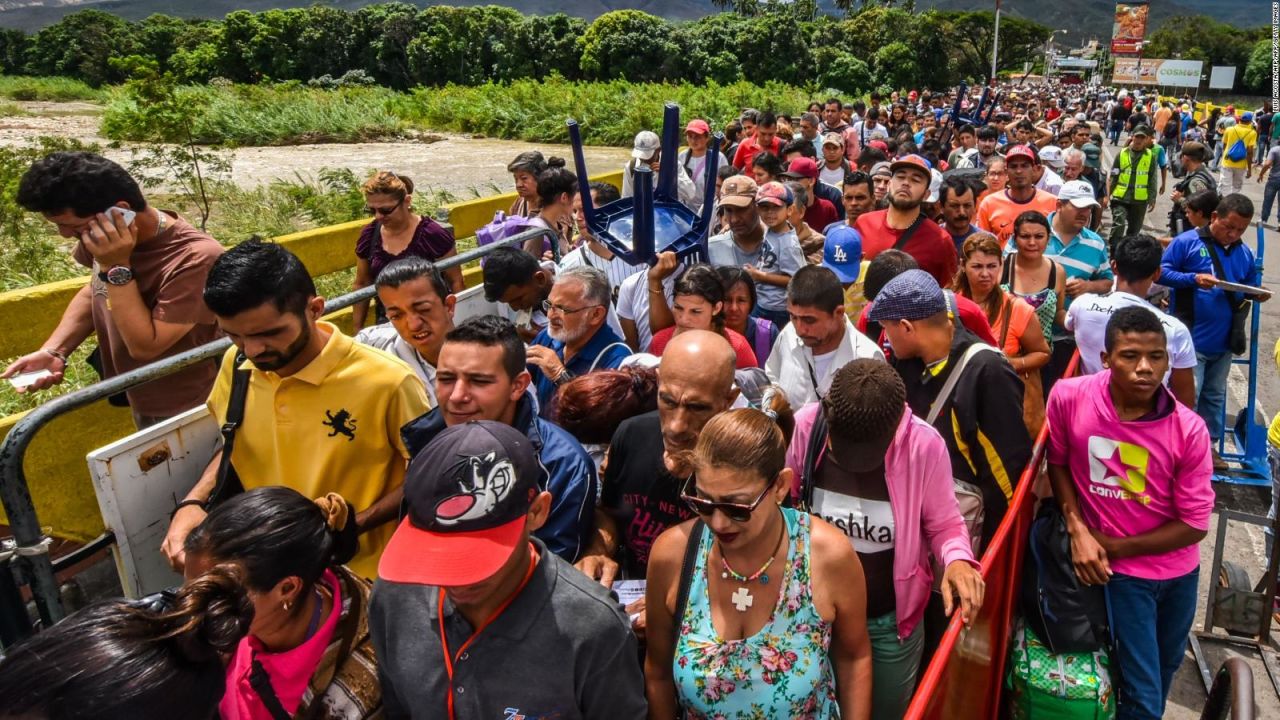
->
<box><xmin>991</xmin><ymin>0</ymin><xmax>1002</xmax><ymax>85</ymax></box>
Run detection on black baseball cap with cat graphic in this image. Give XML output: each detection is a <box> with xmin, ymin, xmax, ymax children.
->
<box><xmin>378</xmin><ymin>421</ymin><xmax>545</xmax><ymax>586</ymax></box>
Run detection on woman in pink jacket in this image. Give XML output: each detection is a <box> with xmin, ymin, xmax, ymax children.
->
<box><xmin>786</xmin><ymin>358</ymin><xmax>984</xmax><ymax>720</ymax></box>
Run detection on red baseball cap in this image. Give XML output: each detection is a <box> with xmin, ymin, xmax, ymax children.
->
<box><xmin>781</xmin><ymin>157</ymin><xmax>819</xmax><ymax>180</ymax></box>
<box><xmin>685</xmin><ymin>119</ymin><xmax>711</xmax><ymax>135</ymax></box>
<box><xmin>379</xmin><ymin>421</ymin><xmax>545</xmax><ymax>587</ymax></box>
<box><xmin>868</xmin><ymin>140</ymin><xmax>890</xmax><ymax>154</ymax></box>
<box><xmin>1004</xmin><ymin>144</ymin><xmax>1041</xmax><ymax>165</ymax></box>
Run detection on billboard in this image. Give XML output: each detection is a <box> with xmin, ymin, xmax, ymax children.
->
<box><xmin>1111</xmin><ymin>2</ymin><xmax>1150</xmax><ymax>54</ymax></box>
<box><xmin>1209</xmin><ymin>66</ymin><xmax>1237</xmax><ymax>90</ymax></box>
<box><xmin>1113</xmin><ymin>58</ymin><xmax>1203</xmax><ymax>87</ymax></box>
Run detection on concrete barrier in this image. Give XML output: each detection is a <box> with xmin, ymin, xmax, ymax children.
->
<box><xmin>0</xmin><ymin>169</ymin><xmax>621</xmax><ymax>537</ymax></box>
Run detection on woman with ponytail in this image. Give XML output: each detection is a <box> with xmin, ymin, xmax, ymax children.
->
<box><xmin>0</xmin><ymin>564</ymin><xmax>253</xmax><ymax>719</ymax></box>
<box><xmin>183</xmin><ymin>486</ymin><xmax>380</xmax><ymax>720</ymax></box>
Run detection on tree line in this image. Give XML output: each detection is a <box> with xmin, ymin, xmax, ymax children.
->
<box><xmin>0</xmin><ymin>4</ymin><xmax>1056</xmax><ymax>94</ymax></box>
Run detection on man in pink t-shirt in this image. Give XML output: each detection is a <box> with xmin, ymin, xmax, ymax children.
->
<box><xmin>1046</xmin><ymin>305</ymin><xmax>1213</xmax><ymax>720</ymax></box>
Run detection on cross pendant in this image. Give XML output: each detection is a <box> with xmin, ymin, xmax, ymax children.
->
<box><xmin>730</xmin><ymin>586</ymin><xmax>754</xmax><ymax>612</ymax></box>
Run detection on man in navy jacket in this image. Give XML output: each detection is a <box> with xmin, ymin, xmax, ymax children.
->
<box><xmin>401</xmin><ymin>315</ymin><xmax>597</xmax><ymax>563</ymax></box>
<box><xmin>1161</xmin><ymin>193</ymin><xmax>1270</xmax><ymax>464</ymax></box>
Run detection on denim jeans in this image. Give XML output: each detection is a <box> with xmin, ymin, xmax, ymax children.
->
<box><xmin>1268</xmin><ymin>444</ymin><xmax>1280</xmax><ymax>557</ymax></box>
<box><xmin>1108</xmin><ymin>568</ymin><xmax>1200</xmax><ymax>720</ymax></box>
<box><xmin>1262</xmin><ymin>176</ymin><xmax>1280</xmax><ymax>223</ymax></box>
<box><xmin>1194</xmin><ymin>350</ymin><xmax>1233</xmax><ymax>440</ymax></box>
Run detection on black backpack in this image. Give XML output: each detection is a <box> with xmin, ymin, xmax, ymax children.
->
<box><xmin>1020</xmin><ymin>499</ymin><xmax>1110</xmax><ymax>654</ymax></box>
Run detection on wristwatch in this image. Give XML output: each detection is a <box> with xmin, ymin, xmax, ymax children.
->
<box><xmin>98</xmin><ymin>265</ymin><xmax>134</xmax><ymax>286</ymax></box>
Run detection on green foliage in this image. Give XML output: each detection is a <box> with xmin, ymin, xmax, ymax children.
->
<box><xmin>936</xmin><ymin>11</ymin><xmax>1050</xmax><ymax>85</ymax></box>
<box><xmin>23</xmin><ymin>10</ymin><xmax>138</xmax><ymax>87</ymax></box>
<box><xmin>0</xmin><ymin>75</ymin><xmax>104</xmax><ymax>102</ymax></box>
<box><xmin>407</xmin><ymin>5</ymin><xmax>522</xmax><ymax>86</ymax></box>
<box><xmin>1143</xmin><ymin>15</ymin><xmax>1266</xmax><ymax>83</ymax></box>
<box><xmin>872</xmin><ymin>41</ymin><xmax>919</xmax><ymax>91</ymax></box>
<box><xmin>579</xmin><ymin>10</ymin><xmax>682</xmax><ymax>82</ymax></box>
<box><xmin>815</xmin><ymin>50</ymin><xmax>873</xmax><ymax>95</ymax></box>
<box><xmin>397</xmin><ymin>77</ymin><xmax>812</xmax><ymax>146</ymax></box>
<box><xmin>1243</xmin><ymin>39</ymin><xmax>1270</xmax><ymax>95</ymax></box>
<box><xmin>103</xmin><ymin>83</ymin><xmax>404</xmax><ymax>146</ymax></box>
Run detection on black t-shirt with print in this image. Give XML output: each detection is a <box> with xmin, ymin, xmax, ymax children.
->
<box><xmin>601</xmin><ymin>411</ymin><xmax>695</xmax><ymax>579</ymax></box>
<box><xmin>812</xmin><ymin>451</ymin><xmax>897</xmax><ymax>618</ymax></box>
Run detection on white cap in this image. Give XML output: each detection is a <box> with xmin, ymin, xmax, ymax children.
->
<box><xmin>1075</xmin><ymin>112</ymin><xmax>1087</xmax><ymax>122</ymax></box>
<box><xmin>1057</xmin><ymin>180</ymin><xmax>1099</xmax><ymax>208</ymax></box>
<box><xmin>926</xmin><ymin>169</ymin><xmax>943</xmax><ymax>204</ymax></box>
<box><xmin>632</xmin><ymin>131</ymin><xmax>660</xmax><ymax>160</ymax></box>
<box><xmin>1038</xmin><ymin>145</ymin><xmax>1065</xmax><ymax>170</ymax></box>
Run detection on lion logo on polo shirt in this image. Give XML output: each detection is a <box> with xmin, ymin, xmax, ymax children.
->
<box><xmin>323</xmin><ymin>408</ymin><xmax>357</xmax><ymax>441</ymax></box>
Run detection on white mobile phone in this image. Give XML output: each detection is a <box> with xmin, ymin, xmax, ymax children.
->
<box><xmin>106</xmin><ymin>206</ymin><xmax>137</xmax><ymax>226</ymax></box>
<box><xmin>8</xmin><ymin>369</ymin><xmax>53</xmax><ymax>390</ymax></box>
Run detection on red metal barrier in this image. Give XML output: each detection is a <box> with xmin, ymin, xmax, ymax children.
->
<box><xmin>904</xmin><ymin>353</ymin><xmax>1080</xmax><ymax>719</ymax></box>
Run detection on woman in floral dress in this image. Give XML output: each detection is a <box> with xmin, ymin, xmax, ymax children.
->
<box><xmin>643</xmin><ymin>407</ymin><xmax>873</xmax><ymax>719</ymax></box>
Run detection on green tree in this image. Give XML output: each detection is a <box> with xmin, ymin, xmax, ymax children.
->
<box><xmin>1144</xmin><ymin>15</ymin><xmax>1264</xmax><ymax>73</ymax></box>
<box><xmin>872</xmin><ymin>41</ymin><xmax>919</xmax><ymax>91</ymax></box>
<box><xmin>579</xmin><ymin>10</ymin><xmax>681</xmax><ymax>83</ymax></box>
<box><xmin>24</xmin><ymin>10</ymin><xmax>138</xmax><ymax>86</ymax></box>
<box><xmin>940</xmin><ymin>11</ymin><xmax>1050</xmax><ymax>83</ymax></box>
<box><xmin>737</xmin><ymin>15</ymin><xmax>812</xmax><ymax>87</ymax></box>
<box><xmin>1243</xmin><ymin>38</ymin><xmax>1270</xmax><ymax>95</ymax></box>
<box><xmin>814</xmin><ymin>49</ymin><xmax>873</xmax><ymax>95</ymax></box>
<box><xmin>352</xmin><ymin>3</ymin><xmax>419</xmax><ymax>89</ymax></box>
<box><xmin>407</xmin><ymin>6</ymin><xmax>521</xmax><ymax>86</ymax></box>
<box><xmin>680</xmin><ymin>14</ymin><xmax>751</xmax><ymax>85</ymax></box>
<box><xmin>0</xmin><ymin>28</ymin><xmax>26</xmax><ymax>75</ymax></box>
<box><xmin>501</xmin><ymin>14</ymin><xmax>587</xmax><ymax>81</ymax></box>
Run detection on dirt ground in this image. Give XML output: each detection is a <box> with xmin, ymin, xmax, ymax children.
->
<box><xmin>0</xmin><ymin>101</ymin><xmax>634</xmax><ymax>197</ymax></box>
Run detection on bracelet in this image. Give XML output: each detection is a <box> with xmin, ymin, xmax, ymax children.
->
<box><xmin>170</xmin><ymin>498</ymin><xmax>207</xmax><ymax>518</ymax></box>
<box><xmin>43</xmin><ymin>348</ymin><xmax>68</xmax><ymax>363</ymax></box>
<box><xmin>553</xmin><ymin>367</ymin><xmax>575</xmax><ymax>385</ymax></box>
<box><xmin>647</xmin><ymin>286</ymin><xmax>665</xmax><ymax>295</ymax></box>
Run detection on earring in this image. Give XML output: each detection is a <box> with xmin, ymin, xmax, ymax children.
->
<box><xmin>282</xmin><ymin>600</ymin><xmax>291</xmax><ymax>612</ymax></box>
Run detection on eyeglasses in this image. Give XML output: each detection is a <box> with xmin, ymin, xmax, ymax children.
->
<box><xmin>680</xmin><ymin>476</ymin><xmax>773</xmax><ymax>523</ymax></box>
<box><xmin>365</xmin><ymin>198</ymin><xmax>405</xmax><ymax>216</ymax></box>
<box><xmin>541</xmin><ymin>300</ymin><xmax>601</xmax><ymax>316</ymax></box>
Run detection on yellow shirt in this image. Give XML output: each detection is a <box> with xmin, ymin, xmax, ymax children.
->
<box><xmin>207</xmin><ymin>322</ymin><xmax>431</xmax><ymax>578</ymax></box>
<box><xmin>842</xmin><ymin>261</ymin><xmax>872</xmax><ymax>324</ymax></box>
<box><xmin>1220</xmin><ymin>124</ymin><xmax>1257</xmax><ymax>170</ymax></box>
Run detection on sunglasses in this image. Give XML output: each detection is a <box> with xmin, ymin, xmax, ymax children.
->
<box><xmin>365</xmin><ymin>198</ymin><xmax>404</xmax><ymax>216</ymax></box>
<box><xmin>680</xmin><ymin>475</ymin><xmax>773</xmax><ymax>523</ymax></box>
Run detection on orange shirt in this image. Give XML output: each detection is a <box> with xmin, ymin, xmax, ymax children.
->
<box><xmin>975</xmin><ymin>189</ymin><xmax>1060</xmax><ymax>245</ymax></box>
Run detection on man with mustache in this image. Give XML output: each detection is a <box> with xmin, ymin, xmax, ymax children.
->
<box><xmin>161</xmin><ymin>239</ymin><xmax>431</xmax><ymax>579</ymax></box>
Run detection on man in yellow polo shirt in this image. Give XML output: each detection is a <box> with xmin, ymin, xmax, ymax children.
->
<box><xmin>1220</xmin><ymin>111</ymin><xmax>1257</xmax><ymax>194</ymax></box>
<box><xmin>161</xmin><ymin>239</ymin><xmax>430</xmax><ymax>578</ymax></box>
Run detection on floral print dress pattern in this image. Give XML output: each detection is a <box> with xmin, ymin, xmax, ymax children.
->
<box><xmin>672</xmin><ymin>508</ymin><xmax>838</xmax><ymax>719</ymax></box>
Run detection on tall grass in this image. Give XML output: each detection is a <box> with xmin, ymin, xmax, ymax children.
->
<box><xmin>396</xmin><ymin>77</ymin><xmax>814</xmax><ymax>146</ymax></box>
<box><xmin>100</xmin><ymin>77</ymin><xmax>815</xmax><ymax>147</ymax></box>
<box><xmin>0</xmin><ymin>75</ymin><xmax>105</xmax><ymax>102</ymax></box>
<box><xmin>103</xmin><ymin>83</ymin><xmax>406</xmax><ymax>146</ymax></box>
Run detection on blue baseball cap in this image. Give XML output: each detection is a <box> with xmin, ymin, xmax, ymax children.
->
<box><xmin>867</xmin><ymin>269</ymin><xmax>947</xmax><ymax>322</ymax></box>
<box><xmin>822</xmin><ymin>225</ymin><xmax>863</xmax><ymax>284</ymax></box>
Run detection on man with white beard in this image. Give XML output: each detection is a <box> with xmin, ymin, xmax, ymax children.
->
<box><xmin>524</xmin><ymin>266</ymin><xmax>631</xmax><ymax>416</ymax></box>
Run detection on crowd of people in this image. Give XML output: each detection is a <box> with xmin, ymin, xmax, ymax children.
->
<box><xmin>0</xmin><ymin>81</ymin><xmax>1276</xmax><ymax>720</ymax></box>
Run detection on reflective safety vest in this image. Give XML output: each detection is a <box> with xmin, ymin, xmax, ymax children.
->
<box><xmin>1111</xmin><ymin>147</ymin><xmax>1155</xmax><ymax>202</ymax></box>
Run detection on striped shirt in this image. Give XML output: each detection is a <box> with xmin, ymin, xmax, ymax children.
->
<box><xmin>1044</xmin><ymin>213</ymin><xmax>1113</xmax><ymax>307</ymax></box>
<box><xmin>559</xmin><ymin>243</ymin><xmax>645</xmax><ymax>304</ymax></box>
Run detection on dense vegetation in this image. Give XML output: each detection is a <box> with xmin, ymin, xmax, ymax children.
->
<box><xmin>0</xmin><ymin>5</ymin><xmax>1060</xmax><ymax>93</ymax></box>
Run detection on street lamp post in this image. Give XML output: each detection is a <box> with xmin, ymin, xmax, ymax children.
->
<box><xmin>991</xmin><ymin>0</ymin><xmax>1002</xmax><ymax>85</ymax></box>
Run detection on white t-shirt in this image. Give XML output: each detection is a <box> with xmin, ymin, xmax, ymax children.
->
<box><xmin>812</xmin><ymin>488</ymin><xmax>895</xmax><ymax>554</ymax></box>
<box><xmin>811</xmin><ymin>347</ymin><xmax>838</xmax><ymax>387</ymax></box>
<box><xmin>819</xmin><ymin>164</ymin><xmax>846</xmax><ymax>187</ymax></box>
<box><xmin>616</xmin><ymin>267</ymin><xmax>679</xmax><ymax>352</ymax></box>
<box><xmin>495</xmin><ymin>259</ymin><xmax>624</xmax><ymax>338</ymax></box>
<box><xmin>1065</xmin><ymin>290</ymin><xmax>1198</xmax><ymax>378</ymax></box>
<box><xmin>1036</xmin><ymin>167</ymin><xmax>1065</xmax><ymax>196</ymax></box>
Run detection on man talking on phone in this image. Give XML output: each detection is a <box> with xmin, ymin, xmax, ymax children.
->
<box><xmin>2</xmin><ymin>151</ymin><xmax>224</xmax><ymax>429</ymax></box>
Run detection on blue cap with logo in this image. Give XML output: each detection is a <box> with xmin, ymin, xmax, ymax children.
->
<box><xmin>867</xmin><ymin>269</ymin><xmax>947</xmax><ymax>322</ymax></box>
<box><xmin>822</xmin><ymin>225</ymin><xmax>863</xmax><ymax>284</ymax></box>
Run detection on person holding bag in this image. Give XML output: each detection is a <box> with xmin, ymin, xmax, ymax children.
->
<box><xmin>1161</xmin><ymin>193</ymin><xmax>1272</xmax><ymax>468</ymax></box>
<box><xmin>182</xmin><ymin>486</ymin><xmax>381</xmax><ymax>720</ymax></box>
<box><xmin>645</xmin><ymin>407</ymin><xmax>874</xmax><ymax>720</ymax></box>
<box><xmin>786</xmin><ymin>359</ymin><xmax>983</xmax><ymax>720</ymax></box>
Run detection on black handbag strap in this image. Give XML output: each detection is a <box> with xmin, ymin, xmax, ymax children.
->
<box><xmin>800</xmin><ymin>409</ymin><xmax>829</xmax><ymax>512</ymax></box>
<box><xmin>209</xmin><ymin>353</ymin><xmax>251</xmax><ymax>506</ymax></box>
<box><xmin>890</xmin><ymin>212</ymin><xmax>928</xmax><ymax>252</ymax></box>
<box><xmin>249</xmin><ymin>657</ymin><xmax>294</xmax><ymax>720</ymax></box>
<box><xmin>1201</xmin><ymin>235</ymin><xmax>1245</xmax><ymax>310</ymax></box>
<box><xmin>671</xmin><ymin>520</ymin><xmax>705</xmax><ymax>647</ymax></box>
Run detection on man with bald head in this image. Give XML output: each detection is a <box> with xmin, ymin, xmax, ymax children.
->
<box><xmin>577</xmin><ymin>329</ymin><xmax>739</xmax><ymax>590</ymax></box>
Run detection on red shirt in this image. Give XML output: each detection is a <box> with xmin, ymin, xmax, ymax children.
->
<box><xmin>804</xmin><ymin>198</ymin><xmax>839</xmax><ymax>234</ymax></box>
<box><xmin>855</xmin><ymin>209</ymin><xmax>959</xmax><ymax>288</ymax></box>
<box><xmin>732</xmin><ymin>136</ymin><xmax>784</xmax><ymax>172</ymax></box>
<box><xmin>648</xmin><ymin>326</ymin><xmax>758</xmax><ymax>369</ymax></box>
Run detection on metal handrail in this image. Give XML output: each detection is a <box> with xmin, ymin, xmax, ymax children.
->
<box><xmin>0</xmin><ymin>227</ymin><xmax>557</xmax><ymax>643</ymax></box>
<box><xmin>1200</xmin><ymin>657</ymin><xmax>1255</xmax><ymax>720</ymax></box>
